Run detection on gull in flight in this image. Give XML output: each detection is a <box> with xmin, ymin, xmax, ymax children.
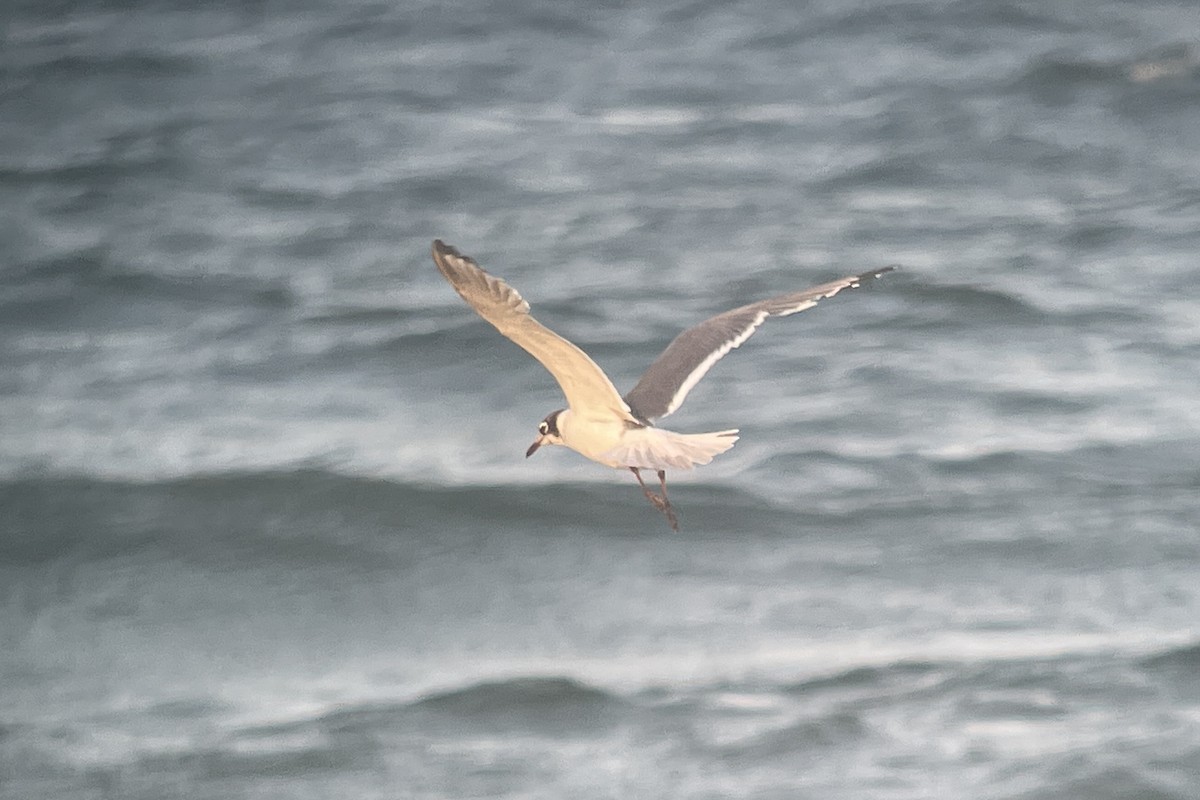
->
<box><xmin>432</xmin><ymin>240</ymin><xmax>892</xmax><ymax>530</ymax></box>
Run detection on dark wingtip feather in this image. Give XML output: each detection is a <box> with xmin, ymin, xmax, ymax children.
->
<box><xmin>432</xmin><ymin>239</ymin><xmax>459</xmax><ymax>261</ymax></box>
<box><xmin>850</xmin><ymin>265</ymin><xmax>897</xmax><ymax>287</ymax></box>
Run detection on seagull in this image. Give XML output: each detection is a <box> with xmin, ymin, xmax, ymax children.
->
<box><xmin>432</xmin><ymin>239</ymin><xmax>892</xmax><ymax>531</ymax></box>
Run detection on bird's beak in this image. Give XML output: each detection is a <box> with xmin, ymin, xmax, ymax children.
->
<box><xmin>526</xmin><ymin>436</ymin><xmax>545</xmax><ymax>458</ymax></box>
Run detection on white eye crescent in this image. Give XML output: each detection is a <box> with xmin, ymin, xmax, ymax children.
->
<box><xmin>538</xmin><ymin>422</ymin><xmax>549</xmax><ymax>434</ymax></box>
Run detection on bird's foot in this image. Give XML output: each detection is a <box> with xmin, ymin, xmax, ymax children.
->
<box><xmin>655</xmin><ymin>469</ymin><xmax>679</xmax><ymax>532</ymax></box>
<box><xmin>640</xmin><ymin>492</ymin><xmax>679</xmax><ymax>531</ymax></box>
<box><xmin>631</xmin><ymin>467</ymin><xmax>681</xmax><ymax>532</ymax></box>
<box><xmin>661</xmin><ymin>503</ymin><xmax>679</xmax><ymax>532</ymax></box>
<box><xmin>641</xmin><ymin>489</ymin><xmax>668</xmax><ymax>512</ymax></box>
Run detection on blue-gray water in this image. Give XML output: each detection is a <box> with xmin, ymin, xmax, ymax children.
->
<box><xmin>3</xmin><ymin>1</ymin><xmax>1200</xmax><ymax>798</ymax></box>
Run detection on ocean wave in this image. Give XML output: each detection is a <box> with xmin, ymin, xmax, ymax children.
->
<box><xmin>1138</xmin><ymin>640</ymin><xmax>1200</xmax><ymax>673</ymax></box>
<box><xmin>413</xmin><ymin>676</ymin><xmax>622</xmax><ymax>718</ymax></box>
<box><xmin>100</xmin><ymin>269</ymin><xmax>294</xmax><ymax>310</ymax></box>
<box><xmin>0</xmin><ymin>469</ymin><xmax>403</xmax><ymax>568</ymax></box>
<box><xmin>0</xmin><ymin>469</ymin><xmax>771</xmax><ymax>565</ymax></box>
<box><xmin>783</xmin><ymin>660</ymin><xmax>942</xmax><ymax>695</ymax></box>
<box><xmin>0</xmin><ymin>142</ymin><xmax>180</xmax><ymax>188</ymax></box>
<box><xmin>1012</xmin><ymin>44</ymin><xmax>1200</xmax><ymax>108</ymax></box>
<box><xmin>15</xmin><ymin>51</ymin><xmax>200</xmax><ymax>82</ymax></box>
<box><xmin>932</xmin><ymin>440</ymin><xmax>1200</xmax><ymax>488</ymax></box>
<box><xmin>139</xmin><ymin>737</ymin><xmax>362</xmax><ymax>781</ymax></box>
<box><xmin>267</xmin><ymin>677</ymin><xmax>628</xmax><ymax>740</ymax></box>
<box><xmin>886</xmin><ymin>278</ymin><xmax>1158</xmax><ymax>339</ymax></box>
<box><xmin>706</xmin><ymin>710</ymin><xmax>867</xmax><ymax>761</ymax></box>
<box><xmin>897</xmin><ymin>281</ymin><xmax>1046</xmax><ymax>325</ymax></box>
<box><xmin>9</xmin><ymin>429</ymin><xmax>1189</xmax><ymax>567</ymax></box>
<box><xmin>3</xmin><ymin>248</ymin><xmax>294</xmax><ymax>315</ymax></box>
<box><xmin>813</xmin><ymin>152</ymin><xmax>944</xmax><ymax>192</ymax></box>
<box><xmin>7</xmin><ymin>245</ymin><xmax>110</xmax><ymax>284</ymax></box>
<box><xmin>1012</xmin><ymin>56</ymin><xmax>1123</xmax><ymax>101</ymax></box>
<box><xmin>1026</xmin><ymin>764</ymin><xmax>1196</xmax><ymax>800</ymax></box>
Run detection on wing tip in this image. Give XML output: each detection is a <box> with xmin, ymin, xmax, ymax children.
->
<box><xmin>869</xmin><ymin>265</ymin><xmax>898</xmax><ymax>280</ymax></box>
<box><xmin>431</xmin><ymin>238</ymin><xmax>461</xmax><ymax>263</ymax></box>
<box><xmin>431</xmin><ymin>238</ymin><xmax>533</xmax><ymax>319</ymax></box>
<box><xmin>845</xmin><ymin>264</ymin><xmax>897</xmax><ymax>289</ymax></box>
<box><xmin>432</xmin><ymin>239</ymin><xmax>482</xmax><ymax>284</ymax></box>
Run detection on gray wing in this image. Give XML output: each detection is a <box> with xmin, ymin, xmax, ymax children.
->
<box><xmin>432</xmin><ymin>240</ymin><xmax>638</xmax><ymax>423</ymax></box>
<box><xmin>623</xmin><ymin>267</ymin><xmax>894</xmax><ymax>421</ymax></box>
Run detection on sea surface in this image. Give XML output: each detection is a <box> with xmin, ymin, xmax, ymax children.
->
<box><xmin>3</xmin><ymin>0</ymin><xmax>1200</xmax><ymax>798</ymax></box>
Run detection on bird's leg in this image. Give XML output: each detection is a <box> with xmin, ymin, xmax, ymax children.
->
<box><xmin>629</xmin><ymin>468</ymin><xmax>680</xmax><ymax>531</ymax></box>
<box><xmin>656</xmin><ymin>470</ymin><xmax>679</xmax><ymax>532</ymax></box>
<box><xmin>630</xmin><ymin>467</ymin><xmax>666</xmax><ymax>509</ymax></box>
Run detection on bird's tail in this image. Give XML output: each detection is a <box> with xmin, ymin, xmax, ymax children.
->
<box><xmin>603</xmin><ymin>428</ymin><xmax>739</xmax><ymax>471</ymax></box>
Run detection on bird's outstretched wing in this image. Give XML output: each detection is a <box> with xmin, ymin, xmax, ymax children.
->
<box><xmin>623</xmin><ymin>267</ymin><xmax>894</xmax><ymax>422</ymax></box>
<box><xmin>432</xmin><ymin>240</ymin><xmax>638</xmax><ymax>423</ymax></box>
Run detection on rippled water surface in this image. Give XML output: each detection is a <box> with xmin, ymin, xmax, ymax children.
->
<box><xmin>3</xmin><ymin>1</ymin><xmax>1200</xmax><ymax>798</ymax></box>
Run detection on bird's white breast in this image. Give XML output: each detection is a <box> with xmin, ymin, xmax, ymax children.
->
<box><xmin>556</xmin><ymin>409</ymin><xmax>630</xmax><ymax>468</ymax></box>
<box><xmin>556</xmin><ymin>408</ymin><xmax>739</xmax><ymax>471</ymax></box>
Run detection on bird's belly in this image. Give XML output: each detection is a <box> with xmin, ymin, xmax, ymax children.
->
<box><xmin>559</xmin><ymin>415</ymin><xmax>739</xmax><ymax>471</ymax></box>
<box><xmin>590</xmin><ymin>425</ymin><xmax>740</xmax><ymax>471</ymax></box>
<box><xmin>560</xmin><ymin>417</ymin><xmax>629</xmax><ymax>468</ymax></box>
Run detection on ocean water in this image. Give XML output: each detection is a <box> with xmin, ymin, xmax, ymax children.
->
<box><xmin>3</xmin><ymin>0</ymin><xmax>1200</xmax><ymax>797</ymax></box>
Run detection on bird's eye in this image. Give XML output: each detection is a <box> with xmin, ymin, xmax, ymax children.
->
<box><xmin>538</xmin><ymin>422</ymin><xmax>549</xmax><ymax>434</ymax></box>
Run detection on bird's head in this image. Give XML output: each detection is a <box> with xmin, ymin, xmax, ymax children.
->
<box><xmin>526</xmin><ymin>409</ymin><xmax>565</xmax><ymax>457</ymax></box>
